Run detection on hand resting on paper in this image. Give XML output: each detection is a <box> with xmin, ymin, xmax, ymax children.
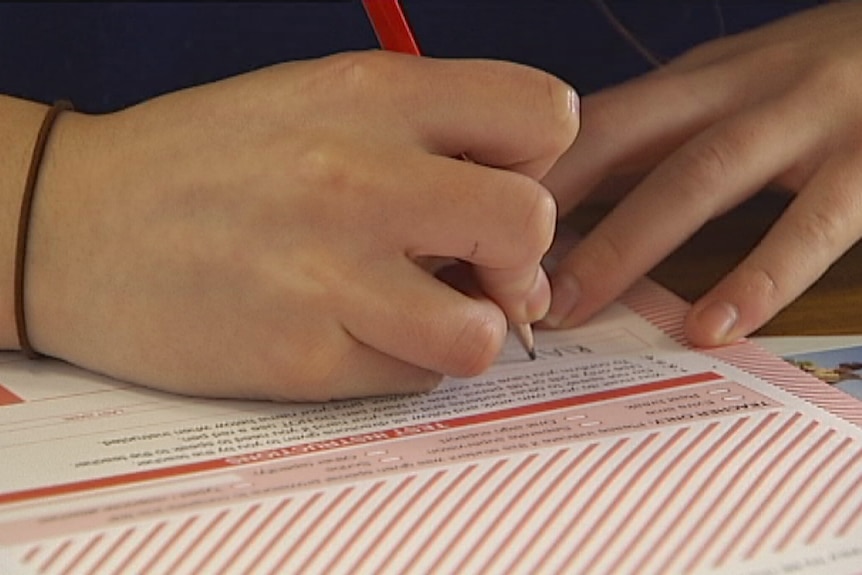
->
<box><xmin>542</xmin><ymin>1</ymin><xmax>862</xmax><ymax>346</ymax></box>
<box><xmin>0</xmin><ymin>51</ymin><xmax>578</xmax><ymax>400</ymax></box>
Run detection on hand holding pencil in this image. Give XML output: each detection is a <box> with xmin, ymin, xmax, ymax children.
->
<box><xmin>362</xmin><ymin>0</ymin><xmax>578</xmax><ymax>361</ymax></box>
<box><xmin>10</xmin><ymin>4</ymin><xmax>577</xmax><ymax>402</ymax></box>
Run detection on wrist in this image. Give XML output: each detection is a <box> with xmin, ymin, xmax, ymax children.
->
<box><xmin>20</xmin><ymin>107</ymin><xmax>110</xmax><ymax>359</ymax></box>
<box><xmin>0</xmin><ymin>97</ymin><xmax>52</xmax><ymax>350</ymax></box>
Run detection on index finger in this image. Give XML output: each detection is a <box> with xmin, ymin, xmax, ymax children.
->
<box><xmin>330</xmin><ymin>51</ymin><xmax>581</xmax><ymax>179</ymax></box>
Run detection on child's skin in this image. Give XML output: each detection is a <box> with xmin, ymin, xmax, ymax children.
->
<box><xmin>0</xmin><ymin>53</ymin><xmax>578</xmax><ymax>400</ymax></box>
<box><xmin>544</xmin><ymin>1</ymin><xmax>862</xmax><ymax>348</ymax></box>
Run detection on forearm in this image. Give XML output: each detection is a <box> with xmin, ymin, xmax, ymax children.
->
<box><xmin>0</xmin><ymin>95</ymin><xmax>50</xmax><ymax>349</ymax></box>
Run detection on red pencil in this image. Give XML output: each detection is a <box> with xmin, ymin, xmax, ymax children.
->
<box><xmin>360</xmin><ymin>0</ymin><xmax>537</xmax><ymax>361</ymax></box>
<box><xmin>361</xmin><ymin>0</ymin><xmax>421</xmax><ymax>55</ymax></box>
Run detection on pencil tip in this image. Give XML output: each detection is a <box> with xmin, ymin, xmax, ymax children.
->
<box><xmin>513</xmin><ymin>322</ymin><xmax>536</xmax><ymax>361</ymax></box>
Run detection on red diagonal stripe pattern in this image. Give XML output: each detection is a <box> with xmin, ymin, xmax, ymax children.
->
<box><xmin>13</xmin><ymin>411</ymin><xmax>860</xmax><ymax>574</ymax></box>
<box><xmin>621</xmin><ymin>278</ymin><xmax>862</xmax><ymax>427</ymax></box>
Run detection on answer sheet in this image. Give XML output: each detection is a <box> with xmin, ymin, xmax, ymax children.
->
<box><xmin>1</xmin><ymin>278</ymin><xmax>862</xmax><ymax>575</ymax></box>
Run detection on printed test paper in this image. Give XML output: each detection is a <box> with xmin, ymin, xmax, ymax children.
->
<box><xmin>1</xmin><ymin>278</ymin><xmax>861</xmax><ymax>574</ymax></box>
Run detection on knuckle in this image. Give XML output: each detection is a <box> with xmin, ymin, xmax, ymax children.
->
<box><xmin>739</xmin><ymin>263</ymin><xmax>782</xmax><ymax>308</ymax></box>
<box><xmin>327</xmin><ymin>50</ymin><xmax>391</xmax><ymax>95</ymax></box>
<box><xmin>671</xmin><ymin>136</ymin><xmax>738</xmax><ymax>203</ymax></box>
<box><xmin>443</xmin><ymin>313</ymin><xmax>505</xmax><ymax>377</ymax></box>
<box><xmin>793</xmin><ymin>204</ymin><xmax>845</xmax><ymax>254</ymax></box>
<box><xmin>296</xmin><ymin>138</ymin><xmax>353</xmax><ymax>192</ymax></box>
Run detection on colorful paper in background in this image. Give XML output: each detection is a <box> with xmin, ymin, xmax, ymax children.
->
<box><xmin>783</xmin><ymin>345</ymin><xmax>862</xmax><ymax>401</ymax></box>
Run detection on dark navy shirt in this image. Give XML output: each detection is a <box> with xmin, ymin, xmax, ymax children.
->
<box><xmin>0</xmin><ymin>1</ymin><xmax>821</xmax><ymax>113</ymax></box>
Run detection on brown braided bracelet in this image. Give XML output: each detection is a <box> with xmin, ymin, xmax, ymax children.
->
<box><xmin>14</xmin><ymin>100</ymin><xmax>73</xmax><ymax>359</ymax></box>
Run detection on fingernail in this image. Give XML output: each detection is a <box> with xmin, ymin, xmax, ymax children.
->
<box><xmin>568</xmin><ymin>86</ymin><xmax>580</xmax><ymax>116</ymax></box>
<box><xmin>543</xmin><ymin>273</ymin><xmax>581</xmax><ymax>328</ymax></box>
<box><xmin>524</xmin><ymin>268</ymin><xmax>552</xmax><ymax>322</ymax></box>
<box><xmin>554</xmin><ymin>84</ymin><xmax>580</xmax><ymax>122</ymax></box>
<box><xmin>695</xmin><ymin>301</ymin><xmax>739</xmax><ymax>343</ymax></box>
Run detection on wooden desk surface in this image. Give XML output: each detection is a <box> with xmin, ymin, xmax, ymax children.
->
<box><xmin>565</xmin><ymin>192</ymin><xmax>862</xmax><ymax>336</ymax></box>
